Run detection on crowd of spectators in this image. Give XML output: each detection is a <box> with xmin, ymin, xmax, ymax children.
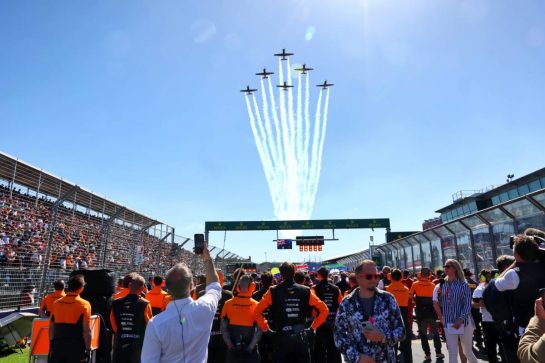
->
<box><xmin>0</xmin><ymin>184</ymin><xmax>196</xmax><ymax>309</ymax></box>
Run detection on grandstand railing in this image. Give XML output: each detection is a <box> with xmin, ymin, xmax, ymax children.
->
<box><xmin>0</xmin><ymin>152</ymin><xmax>244</xmax><ymax>312</ymax></box>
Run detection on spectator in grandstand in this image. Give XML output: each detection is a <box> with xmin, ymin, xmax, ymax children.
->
<box><xmin>312</xmin><ymin>267</ymin><xmax>342</xmax><ymax>363</ymax></box>
<box><xmin>252</xmin><ymin>272</ymin><xmax>274</xmax><ymax>363</ymax></box>
<box><xmin>386</xmin><ymin>269</ymin><xmax>412</xmax><ymax>363</ymax></box>
<box><xmin>335</xmin><ymin>272</ymin><xmax>349</xmax><ymax>296</ymax></box>
<box><xmin>377</xmin><ymin>265</ymin><xmax>391</xmax><ymax>290</ymax></box>
<box><xmin>141</xmin><ymin>244</ymin><xmax>220</xmax><ymax>363</ymax></box>
<box><xmin>495</xmin><ymin>234</ymin><xmax>545</xmax><ymax>336</ymax></box>
<box><xmin>19</xmin><ymin>281</ymin><xmax>35</xmax><ymax>308</ymax></box>
<box><xmin>221</xmin><ymin>274</ymin><xmax>263</xmax><ymax>362</ymax></box>
<box><xmin>49</xmin><ymin>274</ymin><xmax>92</xmax><ymax>363</ymax></box>
<box><xmin>110</xmin><ymin>273</ymin><xmax>153</xmax><ymax>363</ymax></box>
<box><xmin>254</xmin><ymin>262</ymin><xmax>329</xmax><ymax>363</ymax></box>
<box><xmin>472</xmin><ymin>269</ymin><xmax>504</xmax><ymax>363</ymax></box>
<box><xmin>334</xmin><ymin>260</ymin><xmax>405</xmax><ymax>363</ymax></box>
<box><xmin>145</xmin><ymin>275</ymin><xmax>168</xmax><ymax>316</ymax></box>
<box><xmin>39</xmin><ymin>279</ymin><xmax>65</xmax><ymax>317</ymax></box>
<box><xmin>517</xmin><ymin>297</ymin><xmax>545</xmax><ymax>363</ymax></box>
<box><xmin>433</xmin><ymin>259</ymin><xmax>478</xmax><ymax>363</ymax></box>
<box><xmin>409</xmin><ymin>267</ymin><xmax>444</xmax><ymax>360</ymax></box>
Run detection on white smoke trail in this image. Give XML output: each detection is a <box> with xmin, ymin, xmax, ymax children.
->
<box><xmin>306</xmin><ymin>90</ymin><xmax>323</xmax><ymax>211</ymax></box>
<box><xmin>302</xmin><ymin>74</ymin><xmax>311</xmax><ymax>214</ymax></box>
<box><xmin>309</xmin><ymin>89</ymin><xmax>330</xmax><ymax>212</ymax></box>
<box><xmin>266</xmin><ymin>76</ymin><xmax>286</xmax><ymax>209</ymax></box>
<box><xmin>259</xmin><ymin>78</ymin><xmax>279</xmax><ymax>172</ymax></box>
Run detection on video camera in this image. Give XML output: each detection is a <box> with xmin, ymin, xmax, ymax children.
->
<box><xmin>510</xmin><ymin>228</ymin><xmax>545</xmax><ymax>262</ymax></box>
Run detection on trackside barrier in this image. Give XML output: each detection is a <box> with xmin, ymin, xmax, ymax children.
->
<box><xmin>29</xmin><ymin>315</ymin><xmax>100</xmax><ymax>363</ymax></box>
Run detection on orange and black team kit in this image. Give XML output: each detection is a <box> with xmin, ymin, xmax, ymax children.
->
<box><xmin>312</xmin><ymin>280</ymin><xmax>343</xmax><ymax>363</ymax></box>
<box><xmin>49</xmin><ymin>293</ymin><xmax>92</xmax><ymax>363</ymax></box>
<box><xmin>254</xmin><ymin>280</ymin><xmax>329</xmax><ymax>363</ymax></box>
<box><xmin>110</xmin><ymin>294</ymin><xmax>153</xmax><ymax>363</ymax></box>
<box><xmin>39</xmin><ymin>290</ymin><xmax>65</xmax><ymax>317</ymax></box>
<box><xmin>221</xmin><ymin>291</ymin><xmax>264</xmax><ymax>362</ymax></box>
<box><xmin>145</xmin><ymin>285</ymin><xmax>168</xmax><ymax>316</ymax></box>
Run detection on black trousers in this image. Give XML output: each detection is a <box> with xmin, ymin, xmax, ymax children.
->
<box><xmin>272</xmin><ymin>332</ymin><xmax>310</xmax><ymax>363</ymax></box>
<box><xmin>482</xmin><ymin>321</ymin><xmax>505</xmax><ymax>363</ymax></box>
<box><xmin>497</xmin><ymin>327</ymin><xmax>520</xmax><ymax>363</ymax></box>
<box><xmin>314</xmin><ymin>324</ymin><xmax>341</xmax><ymax>363</ymax></box>
<box><xmin>471</xmin><ymin>308</ymin><xmax>483</xmax><ymax>345</ymax></box>
<box><xmin>398</xmin><ymin>307</ymin><xmax>413</xmax><ymax>363</ymax></box>
<box><xmin>208</xmin><ymin>335</ymin><xmax>228</xmax><ymax>363</ymax></box>
<box><xmin>226</xmin><ymin>348</ymin><xmax>260</xmax><ymax>363</ymax></box>
<box><xmin>257</xmin><ymin>331</ymin><xmax>274</xmax><ymax>363</ymax></box>
<box><xmin>417</xmin><ymin>316</ymin><xmax>442</xmax><ymax>356</ymax></box>
<box><xmin>48</xmin><ymin>339</ymin><xmax>85</xmax><ymax>363</ymax></box>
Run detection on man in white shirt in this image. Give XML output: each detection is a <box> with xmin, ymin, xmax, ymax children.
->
<box><xmin>141</xmin><ymin>242</ymin><xmax>221</xmax><ymax>363</ymax></box>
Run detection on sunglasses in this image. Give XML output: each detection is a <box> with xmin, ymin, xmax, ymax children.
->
<box><xmin>360</xmin><ymin>273</ymin><xmax>381</xmax><ymax>280</ymax></box>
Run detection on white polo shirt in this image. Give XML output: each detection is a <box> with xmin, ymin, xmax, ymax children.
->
<box><xmin>141</xmin><ymin>282</ymin><xmax>221</xmax><ymax>363</ymax></box>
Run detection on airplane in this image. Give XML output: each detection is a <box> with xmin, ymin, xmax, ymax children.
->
<box><xmin>255</xmin><ymin>68</ymin><xmax>274</xmax><ymax>79</ymax></box>
<box><xmin>240</xmin><ymin>86</ymin><xmax>258</xmax><ymax>95</ymax></box>
<box><xmin>294</xmin><ymin>64</ymin><xmax>313</xmax><ymax>74</ymax></box>
<box><xmin>316</xmin><ymin>80</ymin><xmax>334</xmax><ymax>89</ymax></box>
<box><xmin>276</xmin><ymin>81</ymin><xmax>294</xmax><ymax>90</ymax></box>
<box><xmin>274</xmin><ymin>48</ymin><xmax>294</xmax><ymax>60</ymax></box>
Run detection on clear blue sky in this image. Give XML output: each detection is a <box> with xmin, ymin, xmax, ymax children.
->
<box><xmin>1</xmin><ymin>1</ymin><xmax>545</xmax><ymax>263</ymax></box>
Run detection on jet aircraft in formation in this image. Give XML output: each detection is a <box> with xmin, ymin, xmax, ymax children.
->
<box><xmin>294</xmin><ymin>64</ymin><xmax>313</xmax><ymax>74</ymax></box>
<box><xmin>240</xmin><ymin>86</ymin><xmax>258</xmax><ymax>95</ymax></box>
<box><xmin>255</xmin><ymin>68</ymin><xmax>274</xmax><ymax>79</ymax></box>
<box><xmin>316</xmin><ymin>80</ymin><xmax>334</xmax><ymax>89</ymax></box>
<box><xmin>274</xmin><ymin>48</ymin><xmax>294</xmax><ymax>60</ymax></box>
<box><xmin>276</xmin><ymin>81</ymin><xmax>294</xmax><ymax>91</ymax></box>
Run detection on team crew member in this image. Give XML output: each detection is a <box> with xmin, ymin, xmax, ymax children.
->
<box><xmin>312</xmin><ymin>267</ymin><xmax>342</xmax><ymax>363</ymax></box>
<box><xmin>48</xmin><ymin>274</ymin><xmax>92</xmax><ymax>363</ymax></box>
<box><xmin>114</xmin><ymin>274</ymin><xmax>133</xmax><ymax>300</ymax></box>
<box><xmin>254</xmin><ymin>262</ymin><xmax>329</xmax><ymax>363</ymax></box>
<box><xmin>252</xmin><ymin>272</ymin><xmax>274</xmax><ymax>363</ymax></box>
<box><xmin>203</xmin><ymin>270</ymin><xmax>234</xmax><ymax>363</ymax></box>
<box><xmin>39</xmin><ymin>280</ymin><xmax>65</xmax><ymax>317</ymax></box>
<box><xmin>145</xmin><ymin>276</ymin><xmax>168</xmax><ymax>316</ymax></box>
<box><xmin>110</xmin><ymin>273</ymin><xmax>153</xmax><ymax>363</ymax></box>
<box><xmin>221</xmin><ymin>275</ymin><xmax>264</xmax><ymax>363</ymax></box>
<box><xmin>409</xmin><ymin>267</ymin><xmax>444</xmax><ymax>360</ymax></box>
<box><xmin>386</xmin><ymin>269</ymin><xmax>412</xmax><ymax>363</ymax></box>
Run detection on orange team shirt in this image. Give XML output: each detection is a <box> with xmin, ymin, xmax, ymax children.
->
<box><xmin>161</xmin><ymin>294</ymin><xmax>173</xmax><ymax>311</ymax></box>
<box><xmin>145</xmin><ymin>286</ymin><xmax>168</xmax><ymax>309</ymax></box>
<box><xmin>40</xmin><ymin>290</ymin><xmax>66</xmax><ymax>315</ymax></box>
<box><xmin>408</xmin><ymin>278</ymin><xmax>436</xmax><ymax>299</ymax></box>
<box><xmin>50</xmin><ymin>293</ymin><xmax>91</xmax><ymax>325</ymax></box>
<box><xmin>113</xmin><ymin>288</ymin><xmax>129</xmax><ymax>300</ymax></box>
<box><xmin>385</xmin><ymin>281</ymin><xmax>410</xmax><ymax>308</ymax></box>
<box><xmin>109</xmin><ymin>296</ymin><xmax>153</xmax><ymax>333</ymax></box>
<box><xmin>221</xmin><ymin>292</ymin><xmax>263</xmax><ymax>327</ymax></box>
<box><xmin>253</xmin><ymin>287</ymin><xmax>329</xmax><ymax>331</ymax></box>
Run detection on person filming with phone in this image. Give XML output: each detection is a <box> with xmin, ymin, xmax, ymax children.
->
<box><xmin>333</xmin><ymin>260</ymin><xmax>405</xmax><ymax>363</ymax></box>
<box><xmin>518</xmin><ymin>293</ymin><xmax>545</xmax><ymax>363</ymax></box>
<box><xmin>141</xmin><ymin>236</ymin><xmax>220</xmax><ymax>363</ymax></box>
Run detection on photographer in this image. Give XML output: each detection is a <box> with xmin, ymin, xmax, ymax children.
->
<box><xmin>495</xmin><ymin>234</ymin><xmax>545</xmax><ymax>335</ymax></box>
<box><xmin>517</xmin><ymin>297</ymin><xmax>545</xmax><ymax>363</ymax></box>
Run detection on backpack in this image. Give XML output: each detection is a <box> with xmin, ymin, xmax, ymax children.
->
<box><xmin>483</xmin><ymin>279</ymin><xmax>515</xmax><ymax>330</ymax></box>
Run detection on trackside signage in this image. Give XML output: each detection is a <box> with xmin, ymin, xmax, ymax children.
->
<box><xmin>205</xmin><ymin>219</ymin><xmax>390</xmax><ymax>232</ymax></box>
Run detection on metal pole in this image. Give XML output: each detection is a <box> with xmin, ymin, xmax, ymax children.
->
<box><xmin>443</xmin><ymin>225</ymin><xmax>460</xmax><ymax>262</ymax></box>
<box><xmin>35</xmin><ymin>171</ymin><xmax>42</xmax><ymax>208</ymax></box>
<box><xmin>430</xmin><ymin>229</ymin><xmax>446</xmax><ymax>267</ymax></box>
<box><xmin>9</xmin><ymin>160</ymin><xmax>17</xmax><ymax>198</ymax></box>
<box><xmin>459</xmin><ymin>220</ymin><xmax>478</xmax><ymax>272</ymax></box>
<box><xmin>421</xmin><ymin>233</ymin><xmax>435</xmax><ymax>271</ymax></box>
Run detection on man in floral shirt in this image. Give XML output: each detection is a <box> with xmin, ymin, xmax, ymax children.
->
<box><xmin>334</xmin><ymin>260</ymin><xmax>405</xmax><ymax>363</ymax></box>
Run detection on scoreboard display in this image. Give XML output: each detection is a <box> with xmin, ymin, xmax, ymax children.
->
<box><xmin>295</xmin><ymin>236</ymin><xmax>324</xmax><ymax>251</ymax></box>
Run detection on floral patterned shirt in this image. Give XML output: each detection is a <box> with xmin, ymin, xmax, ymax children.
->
<box><xmin>334</xmin><ymin>288</ymin><xmax>405</xmax><ymax>363</ymax></box>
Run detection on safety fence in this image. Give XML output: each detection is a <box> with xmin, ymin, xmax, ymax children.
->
<box><xmin>0</xmin><ymin>152</ymin><xmax>243</xmax><ymax>312</ymax></box>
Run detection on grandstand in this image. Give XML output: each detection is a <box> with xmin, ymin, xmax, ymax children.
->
<box><xmin>0</xmin><ymin>152</ymin><xmax>242</xmax><ymax>313</ymax></box>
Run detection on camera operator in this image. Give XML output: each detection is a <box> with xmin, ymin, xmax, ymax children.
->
<box><xmin>495</xmin><ymin>233</ymin><xmax>545</xmax><ymax>336</ymax></box>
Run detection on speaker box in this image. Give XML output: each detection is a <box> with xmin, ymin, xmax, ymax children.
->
<box><xmin>69</xmin><ymin>269</ymin><xmax>116</xmax><ymax>297</ymax></box>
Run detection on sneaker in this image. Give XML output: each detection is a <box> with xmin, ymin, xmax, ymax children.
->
<box><xmin>436</xmin><ymin>353</ymin><xmax>445</xmax><ymax>359</ymax></box>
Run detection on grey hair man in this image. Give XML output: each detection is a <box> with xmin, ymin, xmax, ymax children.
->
<box><xmin>141</xmin><ymin>242</ymin><xmax>220</xmax><ymax>363</ymax></box>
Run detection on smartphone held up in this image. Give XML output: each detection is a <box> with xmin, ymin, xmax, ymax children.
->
<box><xmin>194</xmin><ymin>233</ymin><xmax>205</xmax><ymax>255</ymax></box>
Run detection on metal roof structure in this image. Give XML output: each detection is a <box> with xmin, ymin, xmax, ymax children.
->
<box><xmin>0</xmin><ymin>151</ymin><xmax>160</xmax><ymax>228</ymax></box>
